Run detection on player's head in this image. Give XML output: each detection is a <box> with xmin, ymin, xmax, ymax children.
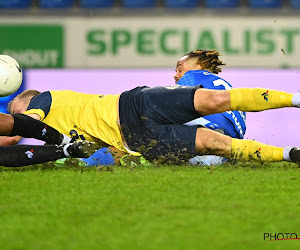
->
<box><xmin>8</xmin><ymin>89</ymin><xmax>40</xmax><ymax>114</ymax></box>
<box><xmin>173</xmin><ymin>49</ymin><xmax>225</xmax><ymax>83</ymax></box>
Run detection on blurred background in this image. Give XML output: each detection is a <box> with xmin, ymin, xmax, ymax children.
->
<box><xmin>0</xmin><ymin>0</ymin><xmax>299</xmax><ymax>146</ymax></box>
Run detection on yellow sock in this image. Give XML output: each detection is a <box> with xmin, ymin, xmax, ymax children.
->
<box><xmin>230</xmin><ymin>88</ymin><xmax>293</xmax><ymax>111</ymax></box>
<box><xmin>231</xmin><ymin>138</ymin><xmax>284</xmax><ymax>162</ymax></box>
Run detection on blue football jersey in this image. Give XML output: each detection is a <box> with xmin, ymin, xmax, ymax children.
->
<box><xmin>177</xmin><ymin>70</ymin><xmax>246</xmax><ymax>139</ymax></box>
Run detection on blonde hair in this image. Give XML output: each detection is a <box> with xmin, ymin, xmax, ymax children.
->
<box><xmin>7</xmin><ymin>89</ymin><xmax>40</xmax><ymax>113</ymax></box>
<box><xmin>185</xmin><ymin>49</ymin><xmax>225</xmax><ymax>74</ymax></box>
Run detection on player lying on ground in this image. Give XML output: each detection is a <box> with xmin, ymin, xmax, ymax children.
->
<box><xmin>174</xmin><ymin>50</ymin><xmax>246</xmax><ymax>165</ymax></box>
<box><xmin>7</xmin><ymin>79</ymin><xmax>300</xmax><ymax>164</ymax></box>
<box><xmin>8</xmin><ymin>49</ymin><xmax>246</xmax><ymax>167</ymax></box>
<box><xmin>0</xmin><ymin>113</ymin><xmax>97</xmax><ymax>167</ymax></box>
<box><xmin>8</xmin><ymin>90</ymin><xmax>126</xmax><ymax>166</ymax></box>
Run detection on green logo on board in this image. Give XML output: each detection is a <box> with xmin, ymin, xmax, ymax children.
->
<box><xmin>0</xmin><ymin>25</ymin><xmax>64</xmax><ymax>68</ymax></box>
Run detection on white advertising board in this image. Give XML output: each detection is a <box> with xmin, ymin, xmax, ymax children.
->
<box><xmin>0</xmin><ymin>16</ymin><xmax>299</xmax><ymax>68</ymax></box>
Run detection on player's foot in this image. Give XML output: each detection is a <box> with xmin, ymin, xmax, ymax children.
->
<box><xmin>289</xmin><ymin>147</ymin><xmax>300</xmax><ymax>163</ymax></box>
<box><xmin>59</xmin><ymin>133</ymin><xmax>72</xmax><ymax>145</ymax></box>
<box><xmin>65</xmin><ymin>141</ymin><xmax>99</xmax><ymax>158</ymax></box>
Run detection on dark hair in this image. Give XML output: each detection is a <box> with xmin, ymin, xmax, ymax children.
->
<box><xmin>184</xmin><ymin>49</ymin><xmax>225</xmax><ymax>74</ymax></box>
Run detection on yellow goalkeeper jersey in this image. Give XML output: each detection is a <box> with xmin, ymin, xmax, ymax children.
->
<box><xmin>23</xmin><ymin>90</ymin><xmax>127</xmax><ymax>152</ymax></box>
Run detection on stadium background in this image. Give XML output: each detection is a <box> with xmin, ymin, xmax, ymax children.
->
<box><xmin>1</xmin><ymin>0</ymin><xmax>300</xmax><ymax>147</ymax></box>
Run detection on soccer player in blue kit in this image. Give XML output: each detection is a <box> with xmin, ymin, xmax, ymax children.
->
<box><xmin>174</xmin><ymin>50</ymin><xmax>246</xmax><ymax>165</ymax></box>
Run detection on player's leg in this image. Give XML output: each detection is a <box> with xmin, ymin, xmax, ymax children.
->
<box><xmin>4</xmin><ymin>113</ymin><xmax>70</xmax><ymax>145</ymax></box>
<box><xmin>195</xmin><ymin>128</ymin><xmax>231</xmax><ymax>157</ymax></box>
<box><xmin>0</xmin><ymin>141</ymin><xmax>99</xmax><ymax>167</ymax></box>
<box><xmin>193</xmin><ymin>88</ymin><xmax>300</xmax><ymax>115</ymax></box>
<box><xmin>0</xmin><ymin>113</ymin><xmax>15</xmax><ymax>135</ymax></box>
<box><xmin>195</xmin><ymin>127</ymin><xmax>299</xmax><ymax>163</ymax></box>
<box><xmin>187</xmin><ymin>126</ymin><xmax>230</xmax><ymax>166</ymax></box>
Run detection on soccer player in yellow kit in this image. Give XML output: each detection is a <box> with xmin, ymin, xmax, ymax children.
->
<box><xmin>9</xmin><ymin>80</ymin><xmax>300</xmax><ymax>165</ymax></box>
<box><xmin>9</xmin><ymin>90</ymin><xmax>128</xmax><ymax>165</ymax></box>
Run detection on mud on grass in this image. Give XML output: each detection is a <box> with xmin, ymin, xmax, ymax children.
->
<box><xmin>0</xmin><ymin>158</ymin><xmax>298</xmax><ymax>172</ymax></box>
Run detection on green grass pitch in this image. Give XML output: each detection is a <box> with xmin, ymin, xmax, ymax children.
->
<box><xmin>1</xmin><ymin>161</ymin><xmax>300</xmax><ymax>250</ymax></box>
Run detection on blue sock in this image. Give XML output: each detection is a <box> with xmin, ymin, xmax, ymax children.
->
<box><xmin>81</xmin><ymin>147</ymin><xmax>115</xmax><ymax>166</ymax></box>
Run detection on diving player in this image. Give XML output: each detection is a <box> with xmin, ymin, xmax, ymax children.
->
<box><xmin>7</xmin><ymin>47</ymin><xmax>300</xmax><ymax>165</ymax></box>
<box><xmin>8</xmin><ymin>80</ymin><xmax>300</xmax><ymax>165</ymax></box>
<box><xmin>8</xmin><ymin>89</ymin><xmax>126</xmax><ymax>166</ymax></box>
<box><xmin>9</xmin><ymin>50</ymin><xmax>246</xmax><ymax>167</ymax></box>
<box><xmin>174</xmin><ymin>50</ymin><xmax>246</xmax><ymax>165</ymax></box>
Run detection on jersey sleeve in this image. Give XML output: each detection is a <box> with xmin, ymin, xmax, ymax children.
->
<box><xmin>23</xmin><ymin>91</ymin><xmax>52</xmax><ymax>120</ymax></box>
<box><xmin>177</xmin><ymin>70</ymin><xmax>233</xmax><ymax>90</ymax></box>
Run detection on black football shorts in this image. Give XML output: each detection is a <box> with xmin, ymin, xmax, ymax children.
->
<box><xmin>119</xmin><ymin>86</ymin><xmax>201</xmax><ymax>160</ymax></box>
